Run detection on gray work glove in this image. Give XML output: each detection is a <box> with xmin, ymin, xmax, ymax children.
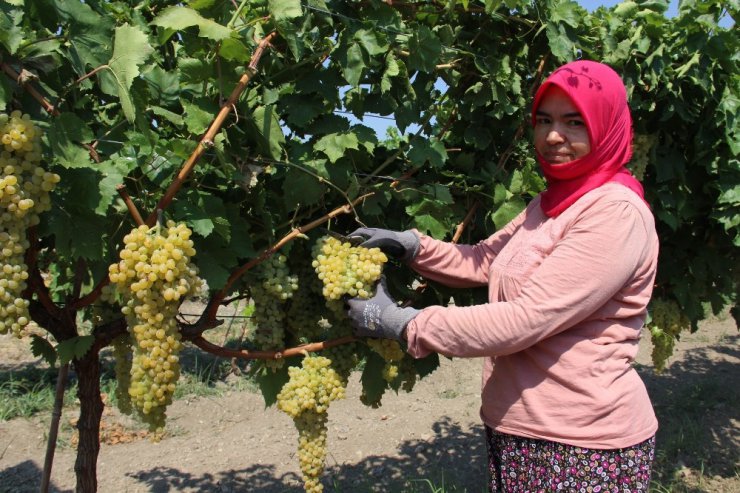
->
<box><xmin>347</xmin><ymin>276</ymin><xmax>420</xmax><ymax>341</ymax></box>
<box><xmin>349</xmin><ymin>227</ymin><xmax>420</xmax><ymax>262</ymax></box>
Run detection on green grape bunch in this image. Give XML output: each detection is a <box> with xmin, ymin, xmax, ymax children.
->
<box><xmin>366</xmin><ymin>338</ymin><xmax>405</xmax><ymax>382</ymax></box>
<box><xmin>108</xmin><ymin>221</ymin><xmax>204</xmax><ymax>434</ymax></box>
<box><xmin>245</xmin><ymin>254</ymin><xmax>300</xmax><ymax>370</ymax></box>
<box><xmin>0</xmin><ymin>111</ymin><xmax>60</xmax><ymax>337</ymax></box>
<box><xmin>287</xmin><ymin>265</ymin><xmax>332</xmax><ymax>343</ymax></box>
<box><xmin>629</xmin><ymin>133</ymin><xmax>657</xmax><ymax>181</ymax></box>
<box><xmin>647</xmin><ymin>297</ymin><xmax>691</xmax><ymax>372</ymax></box>
<box><xmin>264</xmin><ymin>236</ymin><xmax>402</xmax><ymax>492</ymax></box>
<box><xmin>277</xmin><ymin>355</ymin><xmax>346</xmax><ymax>493</ymax></box>
<box><xmin>311</xmin><ymin>235</ymin><xmax>387</xmax><ymax>300</ymax></box>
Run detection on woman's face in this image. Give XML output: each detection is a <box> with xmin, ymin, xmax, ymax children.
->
<box><xmin>534</xmin><ymin>86</ymin><xmax>591</xmax><ymax>164</ymax></box>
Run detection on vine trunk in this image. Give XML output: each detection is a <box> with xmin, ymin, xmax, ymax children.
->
<box><xmin>73</xmin><ymin>350</ymin><xmax>103</xmax><ymax>493</ymax></box>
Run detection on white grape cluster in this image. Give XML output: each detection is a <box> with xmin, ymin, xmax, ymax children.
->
<box><xmin>111</xmin><ymin>334</ymin><xmax>133</xmax><ymax>415</ymax></box>
<box><xmin>247</xmin><ymin>255</ymin><xmax>300</xmax><ymax>369</ymax></box>
<box><xmin>629</xmin><ymin>133</ymin><xmax>657</xmax><ymax>181</ymax></box>
<box><xmin>648</xmin><ymin>297</ymin><xmax>690</xmax><ymax>372</ymax></box>
<box><xmin>366</xmin><ymin>338</ymin><xmax>405</xmax><ymax>382</ymax></box>
<box><xmin>260</xmin><ymin>254</ymin><xmax>298</xmax><ymax>300</ymax></box>
<box><xmin>277</xmin><ymin>355</ymin><xmax>346</xmax><ymax>493</ymax></box>
<box><xmin>293</xmin><ymin>412</ymin><xmax>328</xmax><ymax>493</ymax></box>
<box><xmin>311</xmin><ymin>236</ymin><xmax>387</xmax><ymax>300</ymax></box>
<box><xmin>287</xmin><ymin>267</ymin><xmax>331</xmax><ymax>343</ymax></box>
<box><xmin>91</xmin><ymin>283</ymin><xmax>121</xmax><ymax>327</ymax></box>
<box><xmin>0</xmin><ymin>111</ymin><xmax>60</xmax><ymax>337</ymax></box>
<box><xmin>108</xmin><ymin>221</ymin><xmax>203</xmax><ymax>433</ymax></box>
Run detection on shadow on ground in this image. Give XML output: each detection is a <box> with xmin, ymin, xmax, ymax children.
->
<box><xmin>637</xmin><ymin>334</ymin><xmax>739</xmax><ymax>486</ymax></box>
<box><xmin>0</xmin><ymin>417</ymin><xmax>486</xmax><ymax>493</ymax></box>
<box><xmin>2</xmin><ymin>336</ymin><xmax>736</xmax><ymax>493</ymax></box>
<box><xmin>0</xmin><ymin>460</ymin><xmax>63</xmax><ymax>493</ymax></box>
<box><xmin>120</xmin><ymin>417</ymin><xmax>487</xmax><ymax>493</ymax></box>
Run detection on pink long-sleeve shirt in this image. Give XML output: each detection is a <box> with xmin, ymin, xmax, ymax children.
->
<box><xmin>405</xmin><ymin>183</ymin><xmax>659</xmax><ymax>449</ymax></box>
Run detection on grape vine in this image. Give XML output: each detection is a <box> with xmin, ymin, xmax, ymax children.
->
<box><xmin>1</xmin><ymin>1</ymin><xmax>736</xmax><ymax>491</ymax></box>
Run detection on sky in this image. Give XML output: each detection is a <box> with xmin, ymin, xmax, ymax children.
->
<box><xmin>579</xmin><ymin>0</ymin><xmax>679</xmax><ymax>16</ymax></box>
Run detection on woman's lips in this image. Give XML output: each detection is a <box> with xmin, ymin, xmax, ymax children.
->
<box><xmin>544</xmin><ymin>152</ymin><xmax>573</xmax><ymax>163</ymax></box>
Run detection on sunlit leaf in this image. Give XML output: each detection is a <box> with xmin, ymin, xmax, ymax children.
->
<box><xmin>268</xmin><ymin>0</ymin><xmax>303</xmax><ymax>21</ymax></box>
<box><xmin>315</xmin><ymin>132</ymin><xmax>360</xmax><ymax>163</ymax></box>
<box><xmin>151</xmin><ymin>6</ymin><xmax>232</xmax><ymax>40</ymax></box>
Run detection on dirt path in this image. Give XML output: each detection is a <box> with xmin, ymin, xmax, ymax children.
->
<box><xmin>1</xmin><ymin>315</ymin><xmax>737</xmax><ymax>493</ymax></box>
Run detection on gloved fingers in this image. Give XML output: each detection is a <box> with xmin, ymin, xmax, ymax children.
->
<box><xmin>347</xmin><ymin>227</ymin><xmax>376</xmax><ymax>240</ymax></box>
<box><xmin>375</xmin><ymin>274</ymin><xmax>390</xmax><ymax>296</ymax></box>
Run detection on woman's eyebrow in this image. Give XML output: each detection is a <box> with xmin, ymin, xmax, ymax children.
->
<box><xmin>535</xmin><ymin>109</ymin><xmax>582</xmax><ymax>118</ymax></box>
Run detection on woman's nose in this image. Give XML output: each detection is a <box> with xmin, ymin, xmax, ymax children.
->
<box><xmin>546</xmin><ymin>125</ymin><xmax>566</xmax><ymax>144</ymax></box>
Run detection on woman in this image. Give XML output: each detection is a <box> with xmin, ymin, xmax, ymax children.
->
<box><xmin>346</xmin><ymin>60</ymin><xmax>659</xmax><ymax>492</ymax></box>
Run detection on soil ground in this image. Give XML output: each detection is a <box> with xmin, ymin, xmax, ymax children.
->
<box><xmin>0</xmin><ymin>313</ymin><xmax>737</xmax><ymax>493</ymax></box>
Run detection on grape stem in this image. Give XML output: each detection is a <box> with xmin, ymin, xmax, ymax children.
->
<box><xmin>71</xmin><ymin>31</ymin><xmax>277</xmax><ymax>311</ymax></box>
<box><xmin>188</xmin><ymin>334</ymin><xmax>357</xmax><ymax>361</ymax></box>
<box><xmin>144</xmin><ymin>31</ymin><xmax>278</xmax><ymax>227</ymax></box>
<box><xmin>0</xmin><ymin>60</ymin><xmax>59</xmax><ymax>116</ymax></box>
<box><xmin>0</xmin><ymin>60</ymin><xmax>101</xmax><ymax>164</ymax></box>
<box><xmin>116</xmin><ymin>185</ymin><xmax>145</xmax><ymax>226</ymax></box>
<box><xmin>206</xmin><ymin>192</ymin><xmax>374</xmax><ymax>322</ymax></box>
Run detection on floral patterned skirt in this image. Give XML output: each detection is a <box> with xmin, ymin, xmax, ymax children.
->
<box><xmin>485</xmin><ymin>426</ymin><xmax>655</xmax><ymax>492</ymax></box>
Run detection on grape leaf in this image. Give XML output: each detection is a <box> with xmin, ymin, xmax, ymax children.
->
<box><xmin>491</xmin><ymin>197</ymin><xmax>526</xmax><ymax>230</ymax></box>
<box><xmin>550</xmin><ymin>0</ymin><xmax>582</xmax><ymax>28</ymax></box>
<box><xmin>108</xmin><ymin>24</ymin><xmax>154</xmax><ymax>123</ymax></box>
<box><xmin>408</xmin><ymin>25</ymin><xmax>442</xmax><ymax>72</ymax></box>
<box><xmin>151</xmin><ymin>105</ymin><xmax>185</xmax><ymax>127</ymax></box>
<box><xmin>381</xmin><ymin>53</ymin><xmax>401</xmax><ymax>93</ymax></box>
<box><xmin>268</xmin><ymin>0</ymin><xmax>303</xmax><ymax>21</ymax></box>
<box><xmin>360</xmin><ymin>352</ymin><xmax>388</xmax><ymax>406</ymax></box>
<box><xmin>283</xmin><ymin>167</ymin><xmax>325</xmax><ymax>211</ymax></box>
<box><xmin>464</xmin><ymin>126</ymin><xmax>493</xmax><ymax>150</ymax></box>
<box><xmin>253</xmin><ymin>363</ymin><xmax>291</xmax><ymax>408</ymax></box>
<box><xmin>0</xmin><ymin>75</ymin><xmax>11</xmax><ymax>111</ymax></box>
<box><xmin>412</xmin><ymin>352</ymin><xmax>440</xmax><ymax>379</ymax></box>
<box><xmin>47</xmin><ymin>113</ymin><xmax>95</xmax><ymax>169</ymax></box>
<box><xmin>218</xmin><ymin>38</ymin><xmax>251</xmax><ymax>63</ymax></box>
<box><xmin>44</xmin><ymin>197</ymin><xmax>108</xmax><ymax>260</ymax></box>
<box><xmin>30</xmin><ymin>335</ymin><xmax>57</xmax><ymax>367</ymax></box>
<box><xmin>0</xmin><ymin>8</ymin><xmax>23</xmax><ymax>54</ymax></box>
<box><xmin>354</xmin><ymin>29</ymin><xmax>388</xmax><ymax>56</ymax></box>
<box><xmin>151</xmin><ymin>6</ymin><xmax>232</xmax><ymax>41</ymax></box>
<box><xmin>613</xmin><ymin>1</ymin><xmax>640</xmax><ymax>17</ymax></box>
<box><xmin>57</xmin><ymin>336</ymin><xmax>95</xmax><ymax>366</ymax></box>
<box><xmin>546</xmin><ymin>23</ymin><xmax>576</xmax><ymax>61</ymax></box>
<box><xmin>248</xmin><ymin>105</ymin><xmax>286</xmax><ymax>160</ymax></box>
<box><xmin>315</xmin><ymin>132</ymin><xmax>360</xmax><ymax>163</ymax></box>
<box><xmin>182</xmin><ymin>98</ymin><xmax>218</xmax><ymax>135</ymax></box>
<box><xmin>413</xmin><ymin>213</ymin><xmax>448</xmax><ymax>239</ymax></box>
<box><xmin>407</xmin><ymin>137</ymin><xmax>448</xmax><ymax>169</ymax></box>
<box><xmin>143</xmin><ymin>66</ymin><xmax>182</xmax><ymax>106</ymax></box>
<box><xmin>338</xmin><ymin>43</ymin><xmax>365</xmax><ymax>87</ymax></box>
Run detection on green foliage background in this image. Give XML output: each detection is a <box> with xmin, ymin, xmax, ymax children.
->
<box><xmin>1</xmin><ymin>0</ymin><xmax>737</xmax><ymax>359</ymax></box>
<box><xmin>0</xmin><ymin>0</ymin><xmax>737</xmax><ymax>489</ymax></box>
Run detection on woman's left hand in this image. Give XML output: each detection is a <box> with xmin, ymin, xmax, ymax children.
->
<box><xmin>346</xmin><ymin>276</ymin><xmax>420</xmax><ymax>341</ymax></box>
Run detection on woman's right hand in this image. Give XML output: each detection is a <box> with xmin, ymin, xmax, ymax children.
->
<box><xmin>348</xmin><ymin>227</ymin><xmax>420</xmax><ymax>261</ymax></box>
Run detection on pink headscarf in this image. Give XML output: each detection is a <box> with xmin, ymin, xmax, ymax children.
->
<box><xmin>531</xmin><ymin>60</ymin><xmax>644</xmax><ymax>217</ymax></box>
